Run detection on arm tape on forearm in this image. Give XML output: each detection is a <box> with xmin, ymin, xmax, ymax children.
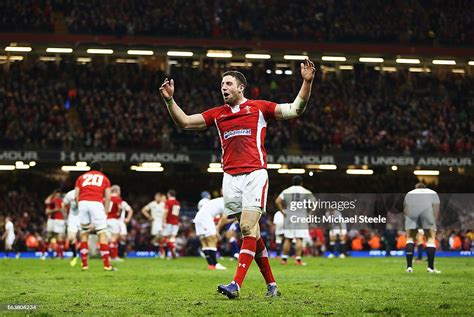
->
<box><xmin>279</xmin><ymin>96</ymin><xmax>307</xmax><ymax>119</ymax></box>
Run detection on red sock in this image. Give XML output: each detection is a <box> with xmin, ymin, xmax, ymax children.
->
<box><xmin>167</xmin><ymin>241</ymin><xmax>175</xmax><ymax>257</ymax></box>
<box><xmin>100</xmin><ymin>243</ymin><xmax>111</xmax><ymax>268</ymax></box>
<box><xmin>80</xmin><ymin>241</ymin><xmax>89</xmax><ymax>267</ymax></box>
<box><xmin>57</xmin><ymin>241</ymin><xmax>64</xmax><ymax>258</ymax></box>
<box><xmin>233</xmin><ymin>236</ymin><xmax>257</xmax><ymax>288</ymax></box>
<box><xmin>159</xmin><ymin>241</ymin><xmax>165</xmax><ymax>256</ymax></box>
<box><xmin>109</xmin><ymin>242</ymin><xmax>119</xmax><ymax>259</ymax></box>
<box><xmin>255</xmin><ymin>238</ymin><xmax>276</xmax><ymax>284</ymax></box>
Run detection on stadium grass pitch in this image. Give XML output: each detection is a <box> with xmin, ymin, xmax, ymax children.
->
<box><xmin>1</xmin><ymin>257</ymin><xmax>473</xmax><ymax>315</ymax></box>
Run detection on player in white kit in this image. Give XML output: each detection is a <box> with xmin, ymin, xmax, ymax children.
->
<box><xmin>141</xmin><ymin>193</ymin><xmax>166</xmax><ymax>257</ymax></box>
<box><xmin>194</xmin><ymin>197</ymin><xmax>228</xmax><ymax>270</ymax></box>
<box><xmin>275</xmin><ymin>176</ymin><xmax>313</xmax><ymax>266</ymax></box>
<box><xmin>118</xmin><ymin>200</ymin><xmax>133</xmax><ymax>258</ymax></box>
<box><xmin>272</xmin><ymin>211</ymin><xmax>285</xmax><ymax>257</ymax></box>
<box><xmin>2</xmin><ymin>216</ymin><xmax>17</xmax><ymax>259</ymax></box>
<box><xmin>404</xmin><ymin>183</ymin><xmax>441</xmax><ymax>274</ymax></box>
<box><xmin>62</xmin><ymin>189</ymin><xmax>80</xmax><ymax>266</ymax></box>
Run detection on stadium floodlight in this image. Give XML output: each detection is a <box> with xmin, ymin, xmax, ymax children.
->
<box><xmin>452</xmin><ymin>69</ymin><xmax>465</xmax><ymax>74</ymax></box>
<box><xmin>15</xmin><ymin>161</ymin><xmax>30</xmax><ymax>170</ymax></box>
<box><xmin>86</xmin><ymin>48</ymin><xmax>114</xmax><ymax>54</ymax></box>
<box><xmin>244</xmin><ymin>53</ymin><xmax>271</xmax><ymax>60</ymax></box>
<box><xmin>130</xmin><ymin>165</ymin><xmax>164</xmax><ymax>172</ymax></box>
<box><xmin>374</xmin><ymin>66</ymin><xmax>397</xmax><ymax>72</ymax></box>
<box><xmin>413</xmin><ymin>170</ymin><xmax>439</xmax><ymax>176</ymax></box>
<box><xmin>339</xmin><ymin>65</ymin><xmax>353</xmax><ymax>70</ymax></box>
<box><xmin>346</xmin><ymin>169</ymin><xmax>374</xmax><ymax>175</ymax></box>
<box><xmin>320</xmin><ymin>65</ymin><xmax>336</xmax><ymax>72</ymax></box>
<box><xmin>284</xmin><ymin>70</ymin><xmax>293</xmax><ymax>75</ymax></box>
<box><xmin>275</xmin><ymin>70</ymin><xmax>283</xmax><ymax>75</ymax></box>
<box><xmin>167</xmin><ymin>51</ymin><xmax>194</xmax><ymax>57</ymax></box>
<box><xmin>469</xmin><ymin>61</ymin><xmax>474</xmax><ymax>66</ymax></box>
<box><xmin>266</xmin><ymin>69</ymin><xmax>272</xmax><ymax>74</ymax></box>
<box><xmin>306</xmin><ymin>164</ymin><xmax>337</xmax><ymax>170</ymax></box>
<box><xmin>391</xmin><ymin>165</ymin><xmax>398</xmax><ymax>171</ymax></box>
<box><xmin>283</xmin><ymin>55</ymin><xmax>308</xmax><ymax>61</ymax></box>
<box><xmin>206</xmin><ymin>50</ymin><xmax>232</xmax><ymax>58</ymax></box>
<box><xmin>0</xmin><ymin>165</ymin><xmax>15</xmax><ymax>171</ymax></box>
<box><xmin>39</xmin><ymin>56</ymin><xmax>61</xmax><ymax>62</ymax></box>
<box><xmin>309</xmin><ymin>171</ymin><xmax>314</xmax><ymax>176</ymax></box>
<box><xmin>209</xmin><ymin>163</ymin><xmax>222</xmax><ymax>168</ymax></box>
<box><xmin>321</xmin><ymin>56</ymin><xmax>346</xmax><ymax>62</ymax></box>
<box><xmin>127</xmin><ymin>50</ymin><xmax>153</xmax><ymax>56</ymax></box>
<box><xmin>229</xmin><ymin>62</ymin><xmax>252</xmax><ymax>67</ymax></box>
<box><xmin>432</xmin><ymin>59</ymin><xmax>456</xmax><ymax>65</ymax></box>
<box><xmin>76</xmin><ymin>162</ymin><xmax>88</xmax><ymax>167</ymax></box>
<box><xmin>77</xmin><ymin>57</ymin><xmax>91</xmax><ymax>63</ymax></box>
<box><xmin>0</xmin><ymin>55</ymin><xmax>24</xmax><ymax>61</ymax></box>
<box><xmin>207</xmin><ymin>167</ymin><xmax>223</xmax><ymax>173</ymax></box>
<box><xmin>141</xmin><ymin>162</ymin><xmax>162</xmax><ymax>168</ymax></box>
<box><xmin>61</xmin><ymin>166</ymin><xmax>91</xmax><ymax>172</ymax></box>
<box><xmin>29</xmin><ymin>161</ymin><xmax>36</xmax><ymax>167</ymax></box>
<box><xmin>409</xmin><ymin>67</ymin><xmax>431</xmax><ymax>73</ymax></box>
<box><xmin>5</xmin><ymin>46</ymin><xmax>32</xmax><ymax>52</ymax></box>
<box><xmin>359</xmin><ymin>57</ymin><xmax>384</xmax><ymax>63</ymax></box>
<box><xmin>267</xmin><ymin>164</ymin><xmax>282</xmax><ymax>169</ymax></box>
<box><xmin>277</xmin><ymin>168</ymin><xmax>306</xmax><ymax>174</ymax></box>
<box><xmin>116</xmin><ymin>58</ymin><xmax>139</xmax><ymax>64</ymax></box>
<box><xmin>396</xmin><ymin>58</ymin><xmax>420</xmax><ymax>64</ymax></box>
<box><xmin>46</xmin><ymin>47</ymin><xmax>73</xmax><ymax>53</ymax></box>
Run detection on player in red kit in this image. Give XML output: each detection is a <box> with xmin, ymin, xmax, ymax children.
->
<box><xmin>43</xmin><ymin>190</ymin><xmax>66</xmax><ymax>259</ymax></box>
<box><xmin>161</xmin><ymin>189</ymin><xmax>180</xmax><ymax>259</ymax></box>
<box><xmin>107</xmin><ymin>185</ymin><xmax>125</xmax><ymax>261</ymax></box>
<box><xmin>75</xmin><ymin>161</ymin><xmax>114</xmax><ymax>271</ymax></box>
<box><xmin>160</xmin><ymin>59</ymin><xmax>316</xmax><ymax>298</ymax></box>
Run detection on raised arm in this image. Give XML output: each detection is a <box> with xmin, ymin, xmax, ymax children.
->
<box><xmin>159</xmin><ymin>78</ymin><xmax>207</xmax><ymax>130</ymax></box>
<box><xmin>275</xmin><ymin>59</ymin><xmax>316</xmax><ymax>120</ymax></box>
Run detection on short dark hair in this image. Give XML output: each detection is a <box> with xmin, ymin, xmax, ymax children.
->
<box><xmin>222</xmin><ymin>71</ymin><xmax>247</xmax><ymax>87</ymax></box>
<box><xmin>415</xmin><ymin>182</ymin><xmax>426</xmax><ymax>189</ymax></box>
<box><xmin>292</xmin><ymin>176</ymin><xmax>303</xmax><ymax>186</ymax></box>
<box><xmin>90</xmin><ymin>161</ymin><xmax>102</xmax><ymax>171</ymax></box>
<box><xmin>168</xmin><ymin>189</ymin><xmax>176</xmax><ymax>197</ymax></box>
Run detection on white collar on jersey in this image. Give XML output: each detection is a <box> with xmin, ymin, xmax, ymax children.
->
<box><xmin>228</xmin><ymin>98</ymin><xmax>248</xmax><ymax>113</ymax></box>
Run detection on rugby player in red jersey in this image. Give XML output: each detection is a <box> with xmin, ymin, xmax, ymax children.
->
<box><xmin>159</xmin><ymin>59</ymin><xmax>316</xmax><ymax>298</ymax></box>
<box><xmin>75</xmin><ymin>161</ymin><xmax>114</xmax><ymax>271</ymax></box>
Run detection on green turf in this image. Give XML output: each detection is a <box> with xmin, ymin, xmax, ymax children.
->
<box><xmin>0</xmin><ymin>256</ymin><xmax>473</xmax><ymax>316</ymax></box>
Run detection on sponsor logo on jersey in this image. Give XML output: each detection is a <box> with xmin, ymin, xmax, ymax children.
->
<box><xmin>223</xmin><ymin>129</ymin><xmax>252</xmax><ymax>140</ymax></box>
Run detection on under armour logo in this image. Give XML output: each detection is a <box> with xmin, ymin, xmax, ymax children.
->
<box><xmin>244</xmin><ymin>106</ymin><xmax>251</xmax><ymax>114</ymax></box>
<box><xmin>238</xmin><ymin>263</ymin><xmax>246</xmax><ymax>268</ymax></box>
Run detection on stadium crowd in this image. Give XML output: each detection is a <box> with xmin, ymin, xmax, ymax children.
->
<box><xmin>1</xmin><ymin>0</ymin><xmax>472</xmax><ymax>46</ymax></box>
<box><xmin>1</xmin><ymin>61</ymin><xmax>472</xmax><ymax>154</ymax></box>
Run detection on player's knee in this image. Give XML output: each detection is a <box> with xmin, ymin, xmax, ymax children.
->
<box><xmin>241</xmin><ymin>223</ymin><xmax>252</xmax><ymax>236</ymax></box>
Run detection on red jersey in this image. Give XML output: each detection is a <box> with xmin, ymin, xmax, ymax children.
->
<box><xmin>51</xmin><ymin>197</ymin><xmax>64</xmax><ymax>220</ymax></box>
<box><xmin>201</xmin><ymin>99</ymin><xmax>277</xmax><ymax>175</ymax></box>
<box><xmin>107</xmin><ymin>195</ymin><xmax>122</xmax><ymax>219</ymax></box>
<box><xmin>165</xmin><ymin>199</ymin><xmax>180</xmax><ymax>225</ymax></box>
<box><xmin>75</xmin><ymin>171</ymin><xmax>111</xmax><ymax>202</ymax></box>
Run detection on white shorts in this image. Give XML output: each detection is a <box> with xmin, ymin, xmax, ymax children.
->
<box><xmin>79</xmin><ymin>201</ymin><xmax>107</xmax><ymax>232</ymax></box>
<box><xmin>48</xmin><ymin>219</ymin><xmax>66</xmax><ymax>234</ymax></box>
<box><xmin>47</xmin><ymin>219</ymin><xmax>55</xmax><ymax>232</ymax></box>
<box><xmin>107</xmin><ymin>219</ymin><xmax>121</xmax><ymax>235</ymax></box>
<box><xmin>223</xmin><ymin>169</ymin><xmax>268</xmax><ymax>215</ymax></box>
<box><xmin>5</xmin><ymin>235</ymin><xmax>15</xmax><ymax>248</ymax></box>
<box><xmin>119</xmin><ymin>220</ymin><xmax>127</xmax><ymax>236</ymax></box>
<box><xmin>67</xmin><ymin>215</ymin><xmax>81</xmax><ymax>235</ymax></box>
<box><xmin>275</xmin><ymin>223</ymin><xmax>284</xmax><ymax>236</ymax></box>
<box><xmin>284</xmin><ymin>229</ymin><xmax>310</xmax><ymax>239</ymax></box>
<box><xmin>194</xmin><ymin>216</ymin><xmax>217</xmax><ymax>238</ymax></box>
<box><xmin>162</xmin><ymin>224</ymin><xmax>179</xmax><ymax>237</ymax></box>
<box><xmin>151</xmin><ymin>221</ymin><xmax>163</xmax><ymax>236</ymax></box>
<box><xmin>329</xmin><ymin>229</ymin><xmax>347</xmax><ymax>239</ymax></box>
